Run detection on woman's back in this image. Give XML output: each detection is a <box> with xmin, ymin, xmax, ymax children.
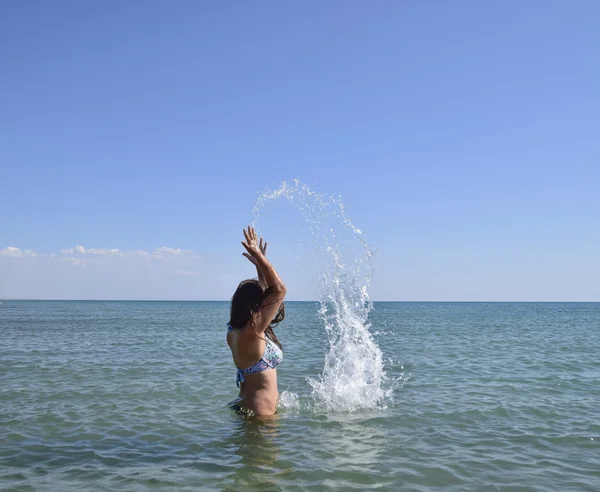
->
<box><xmin>227</xmin><ymin>324</ymin><xmax>281</xmax><ymax>415</ymax></box>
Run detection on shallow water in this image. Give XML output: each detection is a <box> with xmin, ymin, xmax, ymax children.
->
<box><xmin>2</xmin><ymin>301</ymin><xmax>600</xmax><ymax>491</ymax></box>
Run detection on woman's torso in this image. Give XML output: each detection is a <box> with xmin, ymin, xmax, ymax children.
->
<box><xmin>227</xmin><ymin>326</ymin><xmax>282</xmax><ymax>415</ymax></box>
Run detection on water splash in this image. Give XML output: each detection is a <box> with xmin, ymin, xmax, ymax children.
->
<box><xmin>253</xmin><ymin>179</ymin><xmax>392</xmax><ymax>412</ymax></box>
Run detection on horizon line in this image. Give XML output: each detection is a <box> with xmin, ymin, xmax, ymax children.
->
<box><xmin>1</xmin><ymin>299</ymin><xmax>598</xmax><ymax>303</ymax></box>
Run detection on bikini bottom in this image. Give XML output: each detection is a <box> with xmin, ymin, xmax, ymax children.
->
<box><xmin>228</xmin><ymin>397</ymin><xmax>255</xmax><ymax>417</ymax></box>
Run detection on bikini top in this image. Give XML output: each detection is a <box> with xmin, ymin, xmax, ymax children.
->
<box><xmin>227</xmin><ymin>323</ymin><xmax>283</xmax><ymax>387</ymax></box>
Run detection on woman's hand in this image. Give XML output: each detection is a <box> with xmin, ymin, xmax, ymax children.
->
<box><xmin>242</xmin><ymin>226</ymin><xmax>267</xmax><ymax>264</ymax></box>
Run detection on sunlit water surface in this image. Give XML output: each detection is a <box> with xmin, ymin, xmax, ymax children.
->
<box><xmin>2</xmin><ymin>300</ymin><xmax>600</xmax><ymax>491</ymax></box>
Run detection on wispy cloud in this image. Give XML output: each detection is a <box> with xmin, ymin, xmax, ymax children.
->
<box><xmin>154</xmin><ymin>247</ymin><xmax>187</xmax><ymax>256</ymax></box>
<box><xmin>60</xmin><ymin>245</ymin><xmax>122</xmax><ymax>256</ymax></box>
<box><xmin>55</xmin><ymin>245</ymin><xmax>196</xmax><ymax>260</ymax></box>
<box><xmin>0</xmin><ymin>243</ymin><xmax>216</xmax><ymax>299</ymax></box>
<box><xmin>1</xmin><ymin>244</ymin><xmax>200</xmax><ymax>269</ymax></box>
<box><xmin>0</xmin><ymin>246</ymin><xmax>38</xmax><ymax>258</ymax></box>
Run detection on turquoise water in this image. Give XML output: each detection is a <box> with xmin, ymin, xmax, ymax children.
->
<box><xmin>1</xmin><ymin>300</ymin><xmax>600</xmax><ymax>491</ymax></box>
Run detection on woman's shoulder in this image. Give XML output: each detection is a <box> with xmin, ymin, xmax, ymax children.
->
<box><xmin>229</xmin><ymin>324</ymin><xmax>263</xmax><ymax>343</ymax></box>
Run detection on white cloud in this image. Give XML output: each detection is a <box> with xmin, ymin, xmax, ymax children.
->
<box><xmin>0</xmin><ymin>247</ymin><xmax>38</xmax><ymax>258</ymax></box>
<box><xmin>56</xmin><ymin>245</ymin><xmax>193</xmax><ymax>259</ymax></box>
<box><xmin>86</xmin><ymin>248</ymin><xmax>122</xmax><ymax>256</ymax></box>
<box><xmin>153</xmin><ymin>247</ymin><xmax>197</xmax><ymax>258</ymax></box>
<box><xmin>155</xmin><ymin>247</ymin><xmax>184</xmax><ymax>255</ymax></box>
<box><xmin>1</xmin><ymin>247</ymin><xmax>21</xmax><ymax>257</ymax></box>
<box><xmin>2</xmin><ymin>244</ymin><xmax>201</xmax><ymax>272</ymax></box>
<box><xmin>0</xmin><ymin>242</ymin><xmax>226</xmax><ymax>300</ymax></box>
<box><xmin>60</xmin><ymin>245</ymin><xmax>119</xmax><ymax>256</ymax></box>
<box><xmin>60</xmin><ymin>245</ymin><xmax>85</xmax><ymax>255</ymax></box>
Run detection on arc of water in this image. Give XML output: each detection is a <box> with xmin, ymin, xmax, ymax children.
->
<box><xmin>253</xmin><ymin>179</ymin><xmax>389</xmax><ymax>412</ymax></box>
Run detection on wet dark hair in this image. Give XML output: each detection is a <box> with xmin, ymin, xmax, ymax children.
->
<box><xmin>229</xmin><ymin>279</ymin><xmax>284</xmax><ymax>350</ymax></box>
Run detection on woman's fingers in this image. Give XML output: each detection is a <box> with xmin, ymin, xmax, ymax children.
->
<box><xmin>243</xmin><ymin>226</ymin><xmax>263</xmax><ymax>253</ymax></box>
<box><xmin>241</xmin><ymin>241</ymin><xmax>252</xmax><ymax>254</ymax></box>
<box><xmin>242</xmin><ymin>252</ymin><xmax>257</xmax><ymax>264</ymax></box>
<box><xmin>263</xmin><ymin>241</ymin><xmax>268</xmax><ymax>255</ymax></box>
<box><xmin>245</xmin><ymin>226</ymin><xmax>257</xmax><ymax>243</ymax></box>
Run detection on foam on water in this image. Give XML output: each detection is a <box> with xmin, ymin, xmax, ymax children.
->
<box><xmin>252</xmin><ymin>179</ymin><xmax>392</xmax><ymax>412</ymax></box>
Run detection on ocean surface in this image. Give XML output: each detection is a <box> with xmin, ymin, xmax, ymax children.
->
<box><xmin>1</xmin><ymin>300</ymin><xmax>599</xmax><ymax>491</ymax></box>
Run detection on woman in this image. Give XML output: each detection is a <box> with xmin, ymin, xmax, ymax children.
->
<box><xmin>227</xmin><ymin>226</ymin><xmax>287</xmax><ymax>417</ymax></box>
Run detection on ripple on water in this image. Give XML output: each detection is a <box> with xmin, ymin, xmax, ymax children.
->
<box><xmin>2</xmin><ymin>301</ymin><xmax>600</xmax><ymax>491</ymax></box>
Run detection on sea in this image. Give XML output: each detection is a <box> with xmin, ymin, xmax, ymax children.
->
<box><xmin>1</xmin><ymin>300</ymin><xmax>599</xmax><ymax>491</ymax></box>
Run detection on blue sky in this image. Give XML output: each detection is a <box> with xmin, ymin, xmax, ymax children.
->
<box><xmin>1</xmin><ymin>2</ymin><xmax>599</xmax><ymax>301</ymax></box>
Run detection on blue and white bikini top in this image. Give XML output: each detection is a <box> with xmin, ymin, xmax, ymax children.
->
<box><xmin>227</xmin><ymin>323</ymin><xmax>283</xmax><ymax>387</ymax></box>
